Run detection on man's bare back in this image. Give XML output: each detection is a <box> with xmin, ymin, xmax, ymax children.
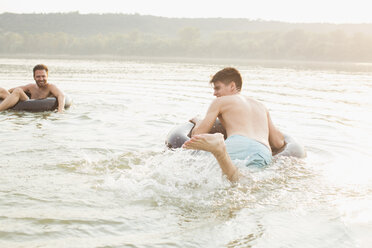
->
<box><xmin>215</xmin><ymin>94</ymin><xmax>271</xmax><ymax>151</ymax></box>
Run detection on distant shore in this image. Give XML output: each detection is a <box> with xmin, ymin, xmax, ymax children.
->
<box><xmin>1</xmin><ymin>54</ymin><xmax>372</xmax><ymax>72</ymax></box>
<box><xmin>2</xmin><ymin>13</ymin><xmax>372</xmax><ymax>64</ymax></box>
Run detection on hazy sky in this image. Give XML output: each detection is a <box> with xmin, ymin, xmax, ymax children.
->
<box><xmin>1</xmin><ymin>0</ymin><xmax>371</xmax><ymax>23</ymax></box>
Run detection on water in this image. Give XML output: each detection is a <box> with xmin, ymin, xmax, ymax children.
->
<box><xmin>0</xmin><ymin>57</ymin><xmax>371</xmax><ymax>248</ymax></box>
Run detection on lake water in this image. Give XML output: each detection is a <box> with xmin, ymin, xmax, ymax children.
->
<box><xmin>0</xmin><ymin>57</ymin><xmax>371</xmax><ymax>248</ymax></box>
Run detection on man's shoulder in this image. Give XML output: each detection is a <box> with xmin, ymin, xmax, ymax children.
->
<box><xmin>45</xmin><ymin>83</ymin><xmax>60</xmax><ymax>90</ymax></box>
<box><xmin>218</xmin><ymin>94</ymin><xmax>247</xmax><ymax>103</ymax></box>
<box><xmin>218</xmin><ymin>94</ymin><xmax>266</xmax><ymax>108</ymax></box>
<box><xmin>211</xmin><ymin>95</ymin><xmax>234</xmax><ymax>105</ymax></box>
<box><xmin>45</xmin><ymin>83</ymin><xmax>64</xmax><ymax>96</ymax></box>
<box><xmin>18</xmin><ymin>83</ymin><xmax>36</xmax><ymax>91</ymax></box>
<box><xmin>217</xmin><ymin>94</ymin><xmax>239</xmax><ymax>100</ymax></box>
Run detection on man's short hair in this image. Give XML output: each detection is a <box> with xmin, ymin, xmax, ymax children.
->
<box><xmin>33</xmin><ymin>64</ymin><xmax>48</xmax><ymax>76</ymax></box>
<box><xmin>210</xmin><ymin>67</ymin><xmax>242</xmax><ymax>92</ymax></box>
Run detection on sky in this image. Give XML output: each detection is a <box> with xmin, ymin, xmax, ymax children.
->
<box><xmin>0</xmin><ymin>0</ymin><xmax>371</xmax><ymax>24</ymax></box>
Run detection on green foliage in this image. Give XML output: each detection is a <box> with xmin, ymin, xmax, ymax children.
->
<box><xmin>1</xmin><ymin>13</ymin><xmax>372</xmax><ymax>62</ymax></box>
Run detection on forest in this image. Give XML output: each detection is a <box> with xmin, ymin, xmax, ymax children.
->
<box><xmin>1</xmin><ymin>12</ymin><xmax>372</xmax><ymax>62</ymax></box>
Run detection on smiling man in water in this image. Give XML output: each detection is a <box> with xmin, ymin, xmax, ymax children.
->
<box><xmin>0</xmin><ymin>64</ymin><xmax>65</xmax><ymax>112</ymax></box>
<box><xmin>182</xmin><ymin>67</ymin><xmax>285</xmax><ymax>182</ymax></box>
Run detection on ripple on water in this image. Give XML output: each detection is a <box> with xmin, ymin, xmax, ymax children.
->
<box><xmin>1</xmin><ymin>58</ymin><xmax>371</xmax><ymax>247</ymax></box>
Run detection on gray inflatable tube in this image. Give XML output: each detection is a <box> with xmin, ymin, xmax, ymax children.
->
<box><xmin>166</xmin><ymin>119</ymin><xmax>306</xmax><ymax>158</ymax></box>
<box><xmin>0</xmin><ymin>96</ymin><xmax>72</xmax><ymax>112</ymax></box>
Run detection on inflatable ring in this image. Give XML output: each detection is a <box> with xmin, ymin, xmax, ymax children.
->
<box><xmin>0</xmin><ymin>96</ymin><xmax>72</xmax><ymax>112</ymax></box>
<box><xmin>166</xmin><ymin>119</ymin><xmax>306</xmax><ymax>158</ymax></box>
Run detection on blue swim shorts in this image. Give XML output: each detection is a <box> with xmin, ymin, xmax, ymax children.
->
<box><xmin>225</xmin><ymin>135</ymin><xmax>272</xmax><ymax>167</ymax></box>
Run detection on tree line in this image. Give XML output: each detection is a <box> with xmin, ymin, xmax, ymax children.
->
<box><xmin>1</xmin><ymin>13</ymin><xmax>372</xmax><ymax>62</ymax></box>
<box><xmin>1</xmin><ymin>29</ymin><xmax>372</xmax><ymax>61</ymax></box>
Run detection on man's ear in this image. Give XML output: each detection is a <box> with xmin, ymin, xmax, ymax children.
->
<box><xmin>229</xmin><ymin>81</ymin><xmax>237</xmax><ymax>91</ymax></box>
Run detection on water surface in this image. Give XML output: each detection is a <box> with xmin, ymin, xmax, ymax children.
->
<box><xmin>0</xmin><ymin>57</ymin><xmax>371</xmax><ymax>247</ymax></box>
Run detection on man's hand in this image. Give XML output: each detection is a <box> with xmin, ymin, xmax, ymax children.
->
<box><xmin>54</xmin><ymin>107</ymin><xmax>64</xmax><ymax>113</ymax></box>
<box><xmin>189</xmin><ymin>116</ymin><xmax>201</xmax><ymax>125</ymax></box>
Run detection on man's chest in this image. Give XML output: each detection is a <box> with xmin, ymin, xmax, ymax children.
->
<box><xmin>29</xmin><ymin>87</ymin><xmax>50</xmax><ymax>99</ymax></box>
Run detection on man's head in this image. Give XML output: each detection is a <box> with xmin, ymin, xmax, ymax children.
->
<box><xmin>210</xmin><ymin>67</ymin><xmax>242</xmax><ymax>97</ymax></box>
<box><xmin>33</xmin><ymin>64</ymin><xmax>49</xmax><ymax>88</ymax></box>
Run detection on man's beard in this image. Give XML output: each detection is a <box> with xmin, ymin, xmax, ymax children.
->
<box><xmin>37</xmin><ymin>81</ymin><xmax>47</xmax><ymax>87</ymax></box>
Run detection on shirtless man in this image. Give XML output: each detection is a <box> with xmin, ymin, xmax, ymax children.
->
<box><xmin>0</xmin><ymin>64</ymin><xmax>65</xmax><ymax>112</ymax></box>
<box><xmin>182</xmin><ymin>67</ymin><xmax>285</xmax><ymax>182</ymax></box>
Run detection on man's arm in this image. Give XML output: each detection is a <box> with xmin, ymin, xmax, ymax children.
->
<box><xmin>267</xmin><ymin>109</ymin><xmax>285</xmax><ymax>154</ymax></box>
<box><xmin>49</xmin><ymin>85</ymin><xmax>65</xmax><ymax>113</ymax></box>
<box><xmin>191</xmin><ymin>99</ymin><xmax>221</xmax><ymax>136</ymax></box>
<box><xmin>8</xmin><ymin>84</ymin><xmax>31</xmax><ymax>93</ymax></box>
